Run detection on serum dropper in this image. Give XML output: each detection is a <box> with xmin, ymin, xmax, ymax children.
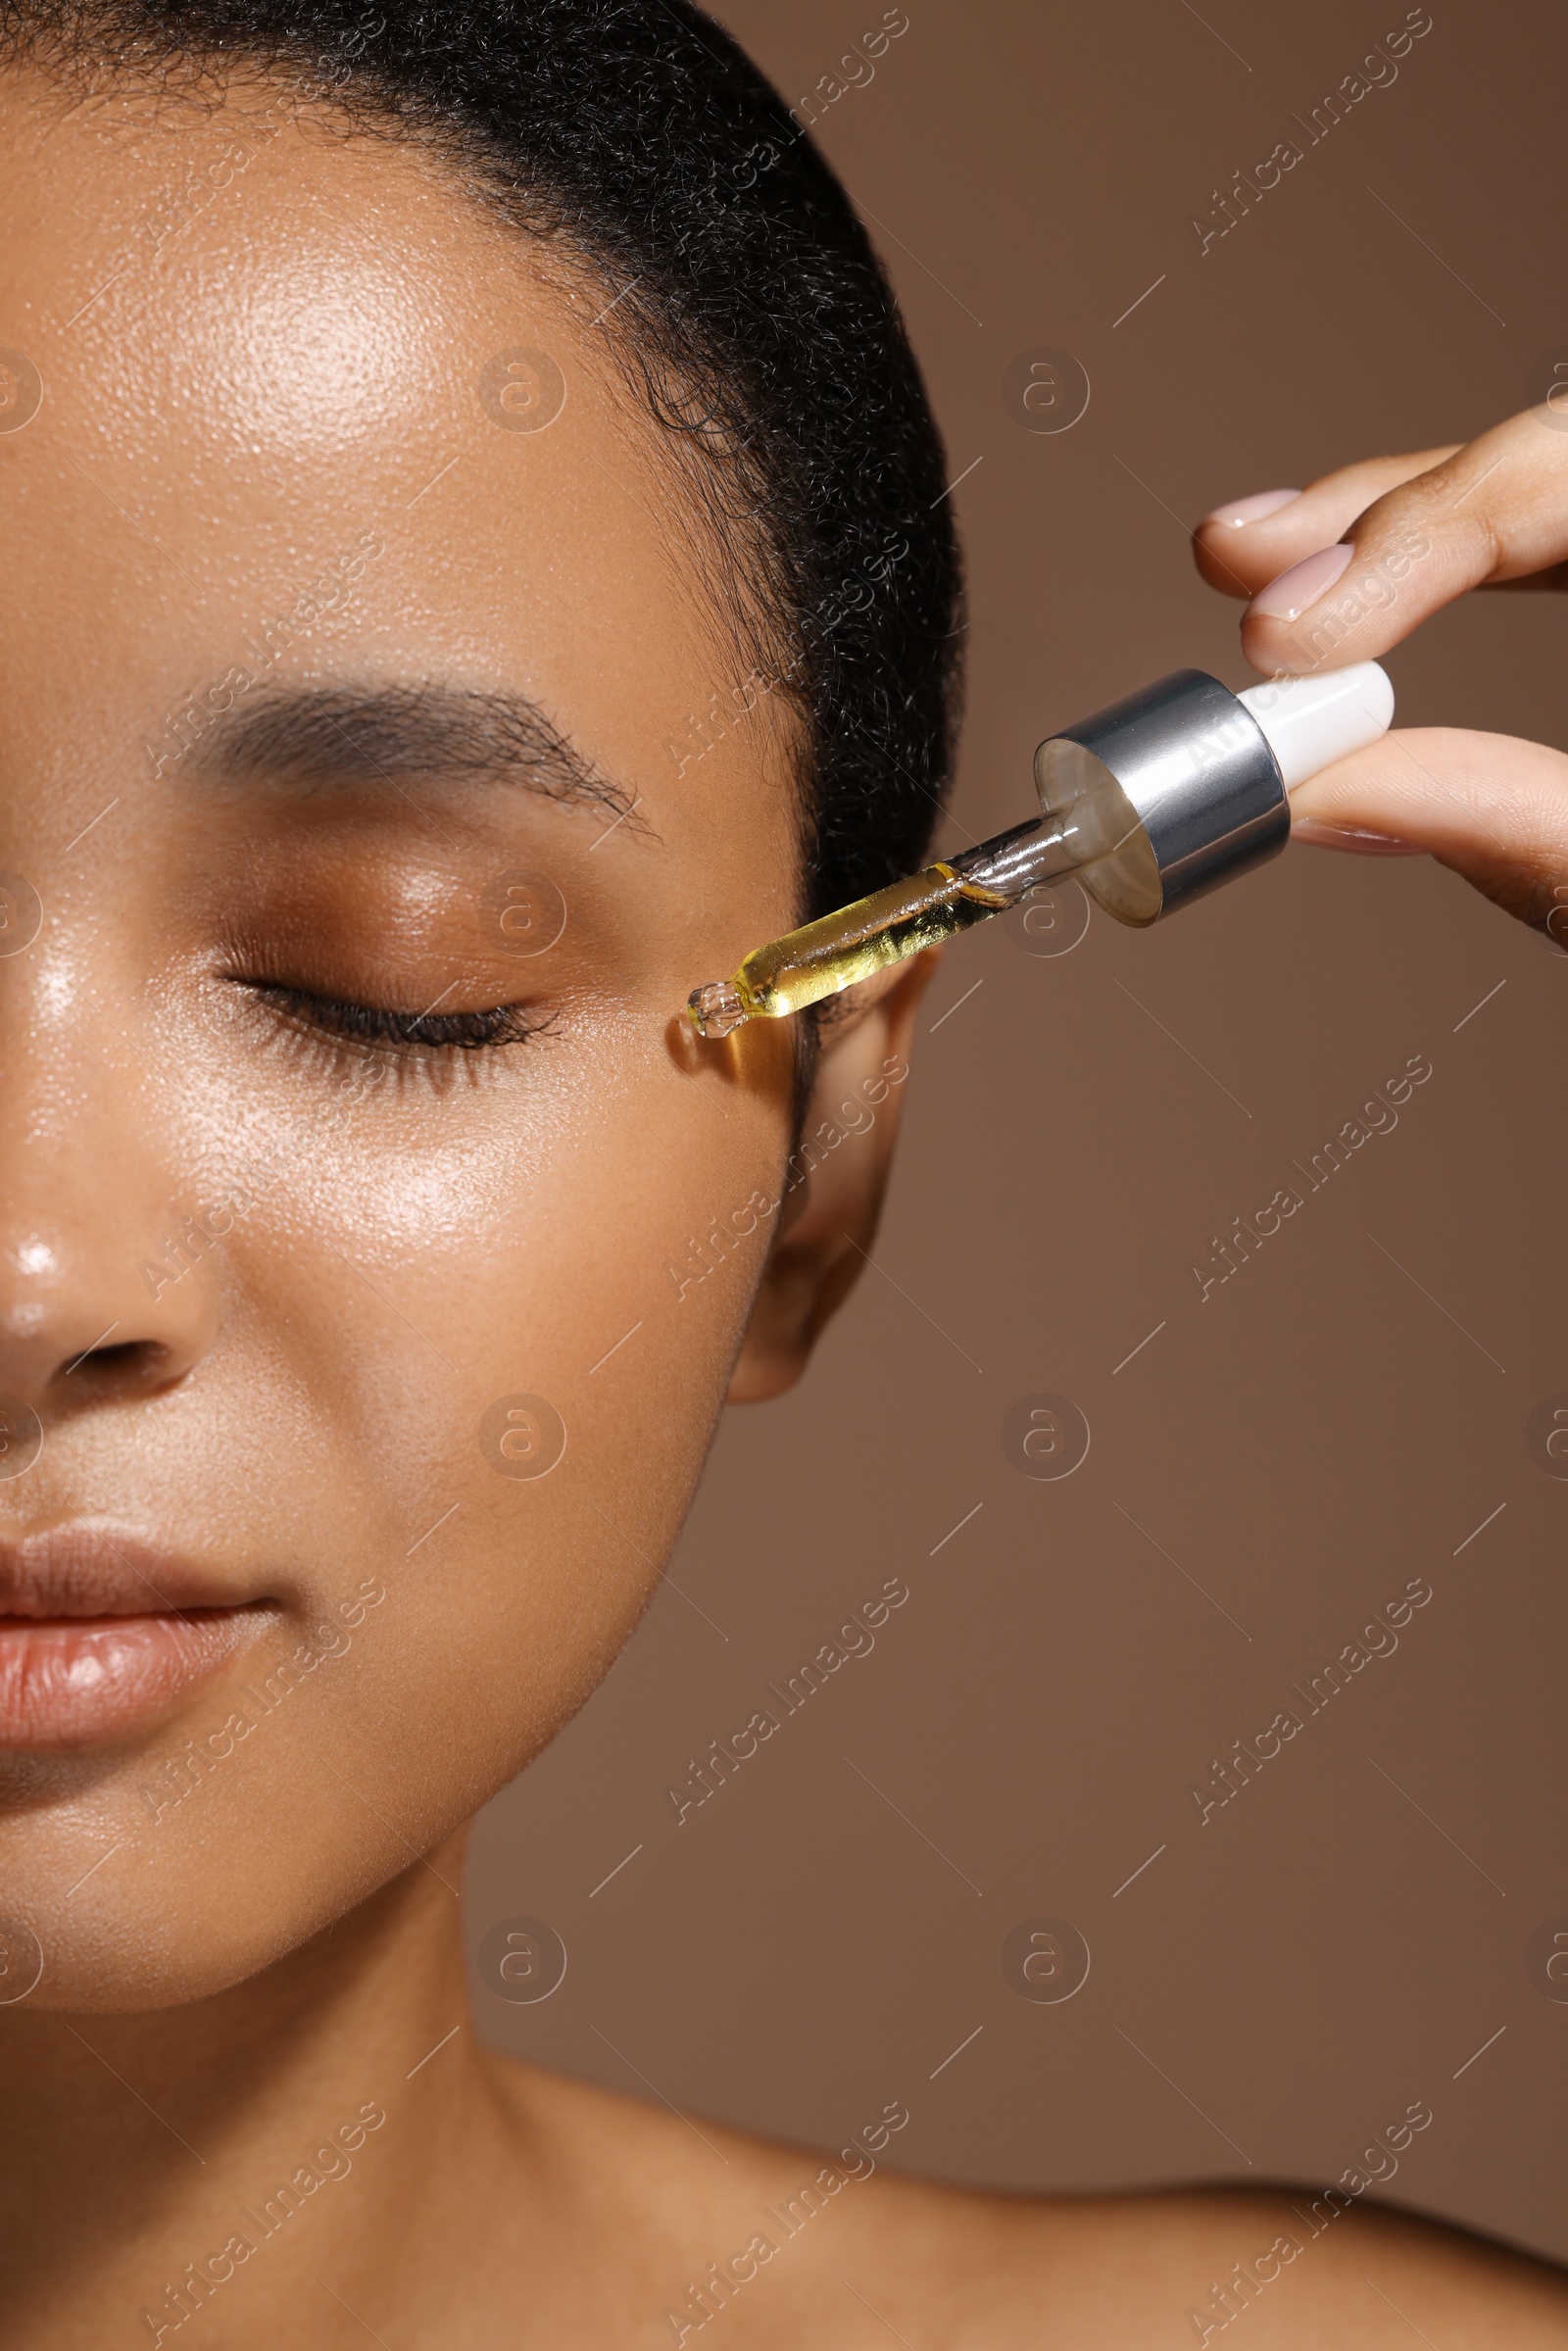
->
<box><xmin>687</xmin><ymin>660</ymin><xmax>1395</xmax><ymax>1037</ymax></box>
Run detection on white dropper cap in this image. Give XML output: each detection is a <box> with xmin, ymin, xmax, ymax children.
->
<box><xmin>1236</xmin><ymin>660</ymin><xmax>1395</xmax><ymax>791</ymax></box>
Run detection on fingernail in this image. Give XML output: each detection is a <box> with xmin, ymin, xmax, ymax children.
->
<box><xmin>1246</xmin><ymin>542</ymin><xmax>1353</xmax><ymax>622</ymax></box>
<box><xmin>1292</xmin><ymin>820</ymin><xmax>1424</xmax><ymax>857</ymax></box>
<box><xmin>1201</xmin><ymin>488</ymin><xmax>1301</xmax><ymax>528</ymax></box>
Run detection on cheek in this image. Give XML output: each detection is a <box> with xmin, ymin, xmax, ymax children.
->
<box><xmin>215</xmin><ymin>1032</ymin><xmax>774</xmax><ymax>1708</ymax></box>
<box><xmin>233</xmin><ymin>1042</ymin><xmax>756</xmax><ymax>1478</ymax></box>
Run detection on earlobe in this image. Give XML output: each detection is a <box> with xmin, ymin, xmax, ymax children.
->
<box><xmin>726</xmin><ymin>948</ymin><xmax>940</xmax><ymax>1403</ymax></box>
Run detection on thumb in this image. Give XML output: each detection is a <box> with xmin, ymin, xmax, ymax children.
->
<box><xmin>1288</xmin><ymin>725</ymin><xmax>1568</xmax><ymax>935</ymax></box>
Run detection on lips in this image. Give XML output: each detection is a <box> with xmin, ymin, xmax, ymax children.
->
<box><xmin>0</xmin><ymin>1525</ymin><xmax>272</xmax><ymax>1750</ymax></box>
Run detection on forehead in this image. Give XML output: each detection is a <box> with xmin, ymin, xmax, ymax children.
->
<box><xmin>0</xmin><ymin>63</ymin><xmax>798</xmax><ymax>897</ymax></box>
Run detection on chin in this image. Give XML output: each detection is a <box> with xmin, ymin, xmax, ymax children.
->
<box><xmin>0</xmin><ymin>1804</ymin><xmax>416</xmax><ymax>2015</ymax></box>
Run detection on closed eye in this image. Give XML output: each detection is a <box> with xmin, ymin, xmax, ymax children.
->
<box><xmin>240</xmin><ymin>980</ymin><xmax>555</xmax><ymax>1053</ymax></box>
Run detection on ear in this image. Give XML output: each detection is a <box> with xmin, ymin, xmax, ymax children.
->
<box><xmin>727</xmin><ymin>947</ymin><xmax>940</xmax><ymax>1404</ymax></box>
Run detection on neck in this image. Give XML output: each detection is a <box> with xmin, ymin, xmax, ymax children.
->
<box><xmin>1</xmin><ymin>1830</ymin><xmax>520</xmax><ymax>2347</ymax></box>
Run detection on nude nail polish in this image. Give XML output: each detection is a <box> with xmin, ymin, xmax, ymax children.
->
<box><xmin>1246</xmin><ymin>542</ymin><xmax>1353</xmax><ymax>622</ymax></box>
<box><xmin>1291</xmin><ymin>820</ymin><xmax>1424</xmax><ymax>856</ymax></box>
<box><xmin>1202</xmin><ymin>488</ymin><xmax>1300</xmax><ymax>527</ymax></box>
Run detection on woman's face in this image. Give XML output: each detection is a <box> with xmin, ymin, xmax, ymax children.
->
<box><xmin>0</xmin><ymin>69</ymin><xmax>859</xmax><ymax>2005</ymax></box>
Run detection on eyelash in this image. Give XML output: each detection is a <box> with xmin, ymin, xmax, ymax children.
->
<box><xmin>244</xmin><ymin>981</ymin><xmax>553</xmax><ymax>1054</ymax></box>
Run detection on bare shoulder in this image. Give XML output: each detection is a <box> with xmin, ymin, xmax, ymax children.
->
<box><xmin>963</xmin><ymin>2183</ymin><xmax>1568</xmax><ymax>2349</ymax></box>
<box><xmin>485</xmin><ymin>2058</ymin><xmax>1568</xmax><ymax>2347</ymax></box>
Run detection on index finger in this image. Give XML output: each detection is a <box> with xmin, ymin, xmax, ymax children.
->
<box><xmin>1234</xmin><ymin>406</ymin><xmax>1568</xmax><ymax>675</ymax></box>
<box><xmin>1192</xmin><ymin>445</ymin><xmax>1458</xmax><ymax>600</ymax></box>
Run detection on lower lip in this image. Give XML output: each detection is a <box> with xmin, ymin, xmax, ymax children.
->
<box><xmin>0</xmin><ymin>1610</ymin><xmax>264</xmax><ymax>1749</ymax></box>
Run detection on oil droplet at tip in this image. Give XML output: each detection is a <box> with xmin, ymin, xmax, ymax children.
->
<box><xmin>687</xmin><ymin>979</ymin><xmax>751</xmax><ymax>1039</ymax></box>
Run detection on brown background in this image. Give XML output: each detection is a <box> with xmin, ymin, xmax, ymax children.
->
<box><xmin>466</xmin><ymin>0</ymin><xmax>1568</xmax><ymax>2264</ymax></box>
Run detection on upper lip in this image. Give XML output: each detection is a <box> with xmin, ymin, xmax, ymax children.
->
<box><xmin>0</xmin><ymin>1525</ymin><xmax>261</xmax><ymax>1620</ymax></box>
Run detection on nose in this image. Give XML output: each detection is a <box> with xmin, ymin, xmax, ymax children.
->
<box><xmin>0</xmin><ymin>1220</ymin><xmax>219</xmax><ymax>1423</ymax></box>
<box><xmin>0</xmin><ymin>1038</ymin><xmax>220</xmax><ymax>1426</ymax></box>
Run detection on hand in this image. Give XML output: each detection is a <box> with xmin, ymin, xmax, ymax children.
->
<box><xmin>1192</xmin><ymin>407</ymin><xmax>1568</xmax><ymax>937</ymax></box>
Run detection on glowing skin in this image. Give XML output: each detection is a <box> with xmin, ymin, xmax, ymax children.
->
<box><xmin>1</xmin><ymin>63</ymin><xmax>1564</xmax><ymax>2351</ymax></box>
<box><xmin>0</xmin><ymin>80</ymin><xmax>833</xmax><ymax>1993</ymax></box>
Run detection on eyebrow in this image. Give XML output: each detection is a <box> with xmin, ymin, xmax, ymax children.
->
<box><xmin>195</xmin><ymin>682</ymin><xmax>648</xmax><ymax>833</ymax></box>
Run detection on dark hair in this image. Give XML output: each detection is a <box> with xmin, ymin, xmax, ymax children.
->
<box><xmin>4</xmin><ymin>0</ymin><xmax>962</xmax><ymax>928</ymax></box>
